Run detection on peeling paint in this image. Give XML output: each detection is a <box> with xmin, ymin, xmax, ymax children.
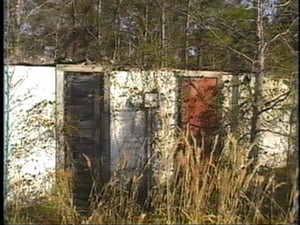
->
<box><xmin>4</xmin><ymin>66</ymin><xmax>293</xmax><ymax>202</ymax></box>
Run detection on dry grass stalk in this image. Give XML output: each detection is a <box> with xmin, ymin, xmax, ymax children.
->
<box><xmin>5</xmin><ymin>133</ymin><xmax>297</xmax><ymax>224</ymax></box>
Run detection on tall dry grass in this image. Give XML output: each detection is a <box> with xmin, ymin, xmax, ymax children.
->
<box><xmin>4</xmin><ymin>133</ymin><xmax>298</xmax><ymax>224</ymax></box>
<box><xmin>148</xmin><ymin>133</ymin><xmax>291</xmax><ymax>224</ymax></box>
<box><xmin>4</xmin><ymin>169</ymin><xmax>80</xmax><ymax>224</ymax></box>
<box><xmin>86</xmin><ymin>132</ymin><xmax>297</xmax><ymax>224</ymax></box>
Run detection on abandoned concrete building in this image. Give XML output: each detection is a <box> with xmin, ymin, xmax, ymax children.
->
<box><xmin>4</xmin><ymin>64</ymin><xmax>294</xmax><ymax>211</ymax></box>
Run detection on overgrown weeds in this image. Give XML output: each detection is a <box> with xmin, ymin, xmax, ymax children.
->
<box><xmin>4</xmin><ymin>134</ymin><xmax>297</xmax><ymax>224</ymax></box>
<box><xmin>5</xmin><ymin>169</ymin><xmax>80</xmax><ymax>224</ymax></box>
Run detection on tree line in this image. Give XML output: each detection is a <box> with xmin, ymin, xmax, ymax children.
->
<box><xmin>5</xmin><ymin>0</ymin><xmax>297</xmax><ymax>72</ymax></box>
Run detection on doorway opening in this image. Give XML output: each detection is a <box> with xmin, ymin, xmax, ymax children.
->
<box><xmin>178</xmin><ymin>76</ymin><xmax>222</xmax><ymax>157</ymax></box>
<box><xmin>63</xmin><ymin>72</ymin><xmax>110</xmax><ymax>214</ymax></box>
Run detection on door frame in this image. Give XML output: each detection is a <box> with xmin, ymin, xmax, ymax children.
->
<box><xmin>55</xmin><ymin>65</ymin><xmax>110</xmax><ymax>177</ymax></box>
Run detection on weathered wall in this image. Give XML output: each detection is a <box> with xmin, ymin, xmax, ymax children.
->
<box><xmin>5</xmin><ymin>66</ymin><xmax>293</xmax><ymax>202</ymax></box>
<box><xmin>5</xmin><ymin>66</ymin><xmax>56</xmax><ymax>202</ymax></box>
<box><xmin>109</xmin><ymin>70</ymin><xmax>236</xmax><ymax>182</ymax></box>
<box><xmin>258</xmin><ymin>77</ymin><xmax>294</xmax><ymax>167</ymax></box>
<box><xmin>110</xmin><ymin>70</ymin><xmax>178</xmax><ymax>181</ymax></box>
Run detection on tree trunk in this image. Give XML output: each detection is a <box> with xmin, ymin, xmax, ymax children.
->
<box><xmin>231</xmin><ymin>75</ymin><xmax>240</xmax><ymax>138</ymax></box>
<box><xmin>142</xmin><ymin>4</ymin><xmax>149</xmax><ymax>66</ymax></box>
<box><xmin>185</xmin><ymin>0</ymin><xmax>191</xmax><ymax>69</ymax></box>
<box><xmin>144</xmin><ymin>5</ymin><xmax>149</xmax><ymax>43</ymax></box>
<box><xmin>13</xmin><ymin>0</ymin><xmax>22</xmax><ymax>59</ymax></box>
<box><xmin>161</xmin><ymin>0</ymin><xmax>166</xmax><ymax>67</ymax></box>
<box><xmin>249</xmin><ymin>0</ymin><xmax>266</xmax><ymax>163</ymax></box>
<box><xmin>97</xmin><ymin>0</ymin><xmax>102</xmax><ymax>45</ymax></box>
<box><xmin>113</xmin><ymin>0</ymin><xmax>122</xmax><ymax>62</ymax></box>
<box><xmin>71</xmin><ymin>0</ymin><xmax>77</xmax><ymax>58</ymax></box>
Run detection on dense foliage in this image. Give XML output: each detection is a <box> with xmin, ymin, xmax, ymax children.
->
<box><xmin>4</xmin><ymin>0</ymin><xmax>297</xmax><ymax>73</ymax></box>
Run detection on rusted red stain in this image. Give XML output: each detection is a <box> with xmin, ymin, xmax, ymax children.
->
<box><xmin>181</xmin><ymin>77</ymin><xmax>221</xmax><ymax>153</ymax></box>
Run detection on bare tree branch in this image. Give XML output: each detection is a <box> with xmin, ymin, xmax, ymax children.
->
<box><xmin>258</xmin><ymin>90</ymin><xmax>291</xmax><ymax>115</ymax></box>
<box><xmin>267</xmin><ymin>18</ymin><xmax>297</xmax><ymax>47</ymax></box>
<box><xmin>281</xmin><ymin>36</ymin><xmax>297</xmax><ymax>56</ymax></box>
<box><xmin>24</xmin><ymin>3</ymin><xmax>48</xmax><ymax>21</ymax></box>
<box><xmin>239</xmin><ymin>125</ymin><xmax>292</xmax><ymax>142</ymax></box>
<box><xmin>179</xmin><ymin>10</ymin><xmax>255</xmax><ymax>64</ymax></box>
<box><xmin>273</xmin><ymin>0</ymin><xmax>292</xmax><ymax>8</ymax></box>
<box><xmin>256</xmin><ymin>128</ymin><xmax>290</xmax><ymax>138</ymax></box>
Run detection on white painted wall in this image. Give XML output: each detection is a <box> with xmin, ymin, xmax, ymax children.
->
<box><xmin>5</xmin><ymin>66</ymin><xmax>292</xmax><ymax>202</ymax></box>
<box><xmin>258</xmin><ymin>78</ymin><xmax>292</xmax><ymax>167</ymax></box>
<box><xmin>109</xmin><ymin>70</ymin><xmax>178</xmax><ymax>180</ymax></box>
<box><xmin>5</xmin><ymin>66</ymin><xmax>56</xmax><ymax>201</ymax></box>
<box><xmin>110</xmin><ymin>71</ymin><xmax>147</xmax><ymax>177</ymax></box>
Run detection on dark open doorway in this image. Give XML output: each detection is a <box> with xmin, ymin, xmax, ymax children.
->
<box><xmin>63</xmin><ymin>72</ymin><xmax>110</xmax><ymax>214</ymax></box>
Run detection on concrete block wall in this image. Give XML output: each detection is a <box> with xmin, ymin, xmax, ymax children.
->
<box><xmin>5</xmin><ymin>66</ymin><xmax>293</xmax><ymax>202</ymax></box>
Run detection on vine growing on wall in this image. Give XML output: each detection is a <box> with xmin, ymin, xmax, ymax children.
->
<box><xmin>5</xmin><ymin>68</ymin><xmax>57</xmax><ymax>203</ymax></box>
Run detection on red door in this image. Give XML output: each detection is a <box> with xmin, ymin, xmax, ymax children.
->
<box><xmin>180</xmin><ymin>77</ymin><xmax>221</xmax><ymax>155</ymax></box>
